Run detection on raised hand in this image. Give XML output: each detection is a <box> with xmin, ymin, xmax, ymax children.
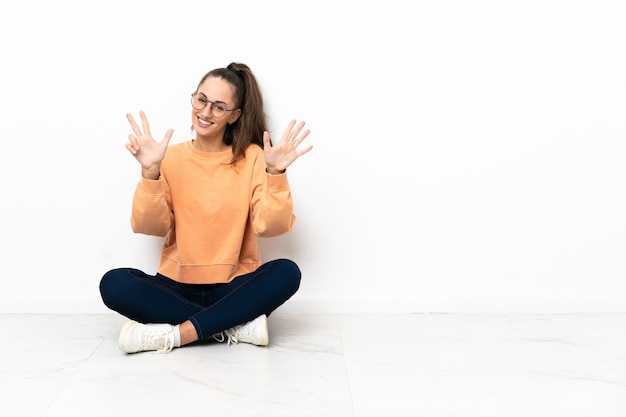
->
<box><xmin>125</xmin><ymin>111</ymin><xmax>174</xmax><ymax>179</ymax></box>
<box><xmin>263</xmin><ymin>119</ymin><xmax>312</xmax><ymax>174</ymax></box>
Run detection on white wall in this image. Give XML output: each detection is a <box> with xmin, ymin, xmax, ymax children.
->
<box><xmin>0</xmin><ymin>0</ymin><xmax>624</xmax><ymax>314</ymax></box>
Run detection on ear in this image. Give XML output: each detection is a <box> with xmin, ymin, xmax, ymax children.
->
<box><xmin>228</xmin><ymin>108</ymin><xmax>242</xmax><ymax>125</ymax></box>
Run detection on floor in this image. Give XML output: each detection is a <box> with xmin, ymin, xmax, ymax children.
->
<box><xmin>2</xmin><ymin>313</ymin><xmax>626</xmax><ymax>417</ymax></box>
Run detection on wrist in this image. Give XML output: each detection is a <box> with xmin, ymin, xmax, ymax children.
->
<box><xmin>142</xmin><ymin>166</ymin><xmax>161</xmax><ymax>180</ymax></box>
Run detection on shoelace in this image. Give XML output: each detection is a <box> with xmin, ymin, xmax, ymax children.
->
<box><xmin>140</xmin><ymin>325</ymin><xmax>174</xmax><ymax>353</ymax></box>
<box><xmin>212</xmin><ymin>329</ymin><xmax>238</xmax><ymax>347</ymax></box>
<box><xmin>156</xmin><ymin>334</ymin><xmax>174</xmax><ymax>354</ymax></box>
<box><xmin>212</xmin><ymin>323</ymin><xmax>251</xmax><ymax>347</ymax></box>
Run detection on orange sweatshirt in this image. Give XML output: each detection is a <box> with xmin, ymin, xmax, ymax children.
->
<box><xmin>130</xmin><ymin>141</ymin><xmax>295</xmax><ymax>284</ymax></box>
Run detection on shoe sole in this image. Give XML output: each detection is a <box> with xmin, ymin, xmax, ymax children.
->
<box><xmin>118</xmin><ymin>320</ymin><xmax>138</xmax><ymax>353</ymax></box>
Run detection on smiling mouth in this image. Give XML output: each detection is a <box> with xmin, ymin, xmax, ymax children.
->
<box><xmin>197</xmin><ymin>116</ymin><xmax>212</xmax><ymax>128</ymax></box>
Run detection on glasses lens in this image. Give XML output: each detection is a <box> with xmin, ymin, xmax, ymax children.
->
<box><xmin>191</xmin><ymin>94</ymin><xmax>206</xmax><ymax>110</ymax></box>
<box><xmin>211</xmin><ymin>102</ymin><xmax>227</xmax><ymax>118</ymax></box>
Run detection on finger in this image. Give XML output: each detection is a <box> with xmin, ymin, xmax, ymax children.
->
<box><xmin>125</xmin><ymin>142</ymin><xmax>138</xmax><ymax>155</ymax></box>
<box><xmin>126</xmin><ymin>113</ymin><xmax>142</xmax><ymax>138</ymax></box>
<box><xmin>297</xmin><ymin>144</ymin><xmax>314</xmax><ymax>157</ymax></box>
<box><xmin>139</xmin><ymin>111</ymin><xmax>151</xmax><ymax>136</ymax></box>
<box><xmin>292</xmin><ymin>128</ymin><xmax>310</xmax><ymax>146</ymax></box>
<box><xmin>162</xmin><ymin>129</ymin><xmax>174</xmax><ymax>147</ymax></box>
<box><xmin>286</xmin><ymin>120</ymin><xmax>307</xmax><ymax>145</ymax></box>
<box><xmin>263</xmin><ymin>131</ymin><xmax>273</xmax><ymax>148</ymax></box>
<box><xmin>290</xmin><ymin>121</ymin><xmax>306</xmax><ymax>143</ymax></box>
<box><xmin>128</xmin><ymin>133</ymin><xmax>140</xmax><ymax>151</ymax></box>
<box><xmin>281</xmin><ymin>119</ymin><xmax>297</xmax><ymax>142</ymax></box>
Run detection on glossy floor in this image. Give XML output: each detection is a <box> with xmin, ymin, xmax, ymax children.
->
<box><xmin>2</xmin><ymin>312</ymin><xmax>626</xmax><ymax>416</ymax></box>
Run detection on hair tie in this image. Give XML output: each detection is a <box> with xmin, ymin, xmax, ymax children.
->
<box><xmin>227</xmin><ymin>64</ymin><xmax>244</xmax><ymax>80</ymax></box>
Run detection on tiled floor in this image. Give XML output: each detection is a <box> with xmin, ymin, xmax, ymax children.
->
<box><xmin>1</xmin><ymin>312</ymin><xmax>626</xmax><ymax>416</ymax></box>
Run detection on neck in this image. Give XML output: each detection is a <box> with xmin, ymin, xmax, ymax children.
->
<box><xmin>192</xmin><ymin>137</ymin><xmax>229</xmax><ymax>152</ymax></box>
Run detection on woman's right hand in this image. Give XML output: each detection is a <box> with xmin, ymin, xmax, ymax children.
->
<box><xmin>125</xmin><ymin>111</ymin><xmax>174</xmax><ymax>179</ymax></box>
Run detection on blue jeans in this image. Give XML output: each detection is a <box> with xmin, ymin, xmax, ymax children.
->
<box><xmin>99</xmin><ymin>258</ymin><xmax>301</xmax><ymax>340</ymax></box>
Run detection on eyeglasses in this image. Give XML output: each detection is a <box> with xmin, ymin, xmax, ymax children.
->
<box><xmin>191</xmin><ymin>93</ymin><xmax>237</xmax><ymax>118</ymax></box>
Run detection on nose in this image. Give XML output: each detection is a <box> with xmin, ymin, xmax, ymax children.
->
<box><xmin>200</xmin><ymin>104</ymin><xmax>214</xmax><ymax>119</ymax></box>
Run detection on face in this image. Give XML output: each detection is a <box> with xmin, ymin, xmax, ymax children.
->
<box><xmin>192</xmin><ymin>76</ymin><xmax>241</xmax><ymax>140</ymax></box>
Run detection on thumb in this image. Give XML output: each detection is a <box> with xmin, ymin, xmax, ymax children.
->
<box><xmin>263</xmin><ymin>131</ymin><xmax>272</xmax><ymax>149</ymax></box>
<box><xmin>162</xmin><ymin>129</ymin><xmax>174</xmax><ymax>147</ymax></box>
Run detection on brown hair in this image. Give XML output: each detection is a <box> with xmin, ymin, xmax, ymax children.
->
<box><xmin>196</xmin><ymin>62</ymin><xmax>267</xmax><ymax>165</ymax></box>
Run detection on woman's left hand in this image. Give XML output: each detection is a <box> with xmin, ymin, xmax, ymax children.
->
<box><xmin>264</xmin><ymin>119</ymin><xmax>313</xmax><ymax>175</ymax></box>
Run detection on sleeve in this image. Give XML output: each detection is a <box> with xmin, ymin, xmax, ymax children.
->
<box><xmin>249</xmin><ymin>153</ymin><xmax>296</xmax><ymax>238</ymax></box>
<box><xmin>130</xmin><ymin>175</ymin><xmax>175</xmax><ymax>237</ymax></box>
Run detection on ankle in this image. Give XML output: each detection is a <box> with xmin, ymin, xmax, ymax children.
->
<box><xmin>179</xmin><ymin>321</ymin><xmax>199</xmax><ymax>345</ymax></box>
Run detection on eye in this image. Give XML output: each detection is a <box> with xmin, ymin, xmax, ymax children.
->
<box><xmin>213</xmin><ymin>103</ymin><xmax>228</xmax><ymax>112</ymax></box>
<box><xmin>199</xmin><ymin>97</ymin><xmax>209</xmax><ymax>105</ymax></box>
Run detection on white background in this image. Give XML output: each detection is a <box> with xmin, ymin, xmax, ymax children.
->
<box><xmin>0</xmin><ymin>0</ymin><xmax>624</xmax><ymax>314</ymax></box>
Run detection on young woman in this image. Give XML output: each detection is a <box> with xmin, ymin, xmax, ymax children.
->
<box><xmin>100</xmin><ymin>62</ymin><xmax>312</xmax><ymax>354</ymax></box>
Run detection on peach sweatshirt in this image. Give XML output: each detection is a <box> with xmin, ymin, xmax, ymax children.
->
<box><xmin>130</xmin><ymin>141</ymin><xmax>295</xmax><ymax>284</ymax></box>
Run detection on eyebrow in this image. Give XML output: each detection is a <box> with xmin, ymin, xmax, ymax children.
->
<box><xmin>197</xmin><ymin>92</ymin><xmax>228</xmax><ymax>105</ymax></box>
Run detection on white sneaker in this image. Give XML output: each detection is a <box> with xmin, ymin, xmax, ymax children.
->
<box><xmin>213</xmin><ymin>315</ymin><xmax>269</xmax><ymax>347</ymax></box>
<box><xmin>118</xmin><ymin>321</ymin><xmax>175</xmax><ymax>354</ymax></box>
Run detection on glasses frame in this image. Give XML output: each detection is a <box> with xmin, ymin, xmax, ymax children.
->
<box><xmin>190</xmin><ymin>92</ymin><xmax>237</xmax><ymax>118</ymax></box>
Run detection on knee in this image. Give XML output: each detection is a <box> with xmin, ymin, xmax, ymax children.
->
<box><xmin>275</xmin><ymin>258</ymin><xmax>301</xmax><ymax>294</ymax></box>
<box><xmin>99</xmin><ymin>270</ymin><xmax>116</xmax><ymax>307</ymax></box>
<box><xmin>99</xmin><ymin>268</ymin><xmax>131</xmax><ymax>309</ymax></box>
